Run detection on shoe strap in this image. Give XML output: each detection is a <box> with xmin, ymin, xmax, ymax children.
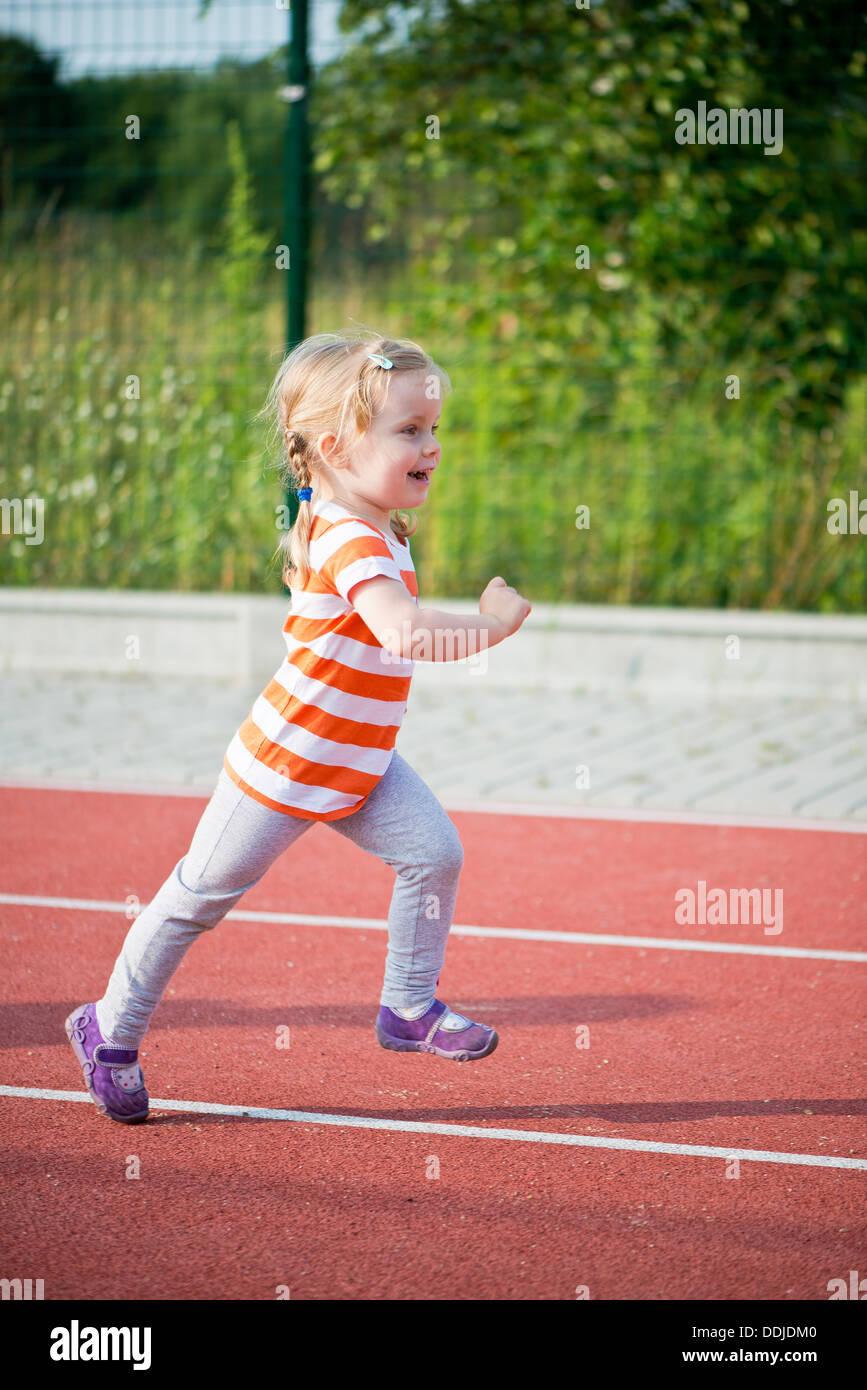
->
<box><xmin>424</xmin><ymin>1001</ymin><xmax>449</xmax><ymax>1044</ymax></box>
<box><xmin>94</xmin><ymin>1043</ymin><xmax>139</xmax><ymax>1067</ymax></box>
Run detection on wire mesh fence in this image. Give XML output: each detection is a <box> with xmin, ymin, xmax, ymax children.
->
<box><xmin>1</xmin><ymin>0</ymin><xmax>865</xmax><ymax>609</ymax></box>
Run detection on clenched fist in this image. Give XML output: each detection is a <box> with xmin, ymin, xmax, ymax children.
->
<box><xmin>479</xmin><ymin>576</ymin><xmax>532</xmax><ymax>638</ymax></box>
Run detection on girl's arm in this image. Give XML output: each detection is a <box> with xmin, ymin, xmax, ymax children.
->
<box><xmin>352</xmin><ymin>576</ymin><xmax>532</xmax><ymax>662</ymax></box>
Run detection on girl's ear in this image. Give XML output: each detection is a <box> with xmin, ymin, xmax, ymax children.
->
<box><xmin>316</xmin><ymin>431</ymin><xmax>346</xmax><ymax>469</ymax></box>
<box><xmin>318</xmin><ymin>430</ymin><xmax>355</xmax><ymax>475</ymax></box>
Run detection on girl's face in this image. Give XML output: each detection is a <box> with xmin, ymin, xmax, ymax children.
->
<box><xmin>316</xmin><ymin>370</ymin><xmax>442</xmax><ymax>529</ymax></box>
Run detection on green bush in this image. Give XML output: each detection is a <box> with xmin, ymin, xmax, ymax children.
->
<box><xmin>1</xmin><ymin>214</ymin><xmax>864</xmax><ymax>610</ymax></box>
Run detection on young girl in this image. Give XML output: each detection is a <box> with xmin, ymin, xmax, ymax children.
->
<box><xmin>66</xmin><ymin>332</ymin><xmax>532</xmax><ymax>1124</ymax></box>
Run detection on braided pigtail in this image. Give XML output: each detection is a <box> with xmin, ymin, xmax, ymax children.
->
<box><xmin>281</xmin><ymin>428</ymin><xmax>315</xmax><ymax>589</ymax></box>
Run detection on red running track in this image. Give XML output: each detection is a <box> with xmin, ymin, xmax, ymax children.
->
<box><xmin>0</xmin><ymin>785</ymin><xmax>865</xmax><ymax>1300</ymax></box>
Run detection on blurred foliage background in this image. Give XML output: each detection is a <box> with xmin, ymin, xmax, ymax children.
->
<box><xmin>1</xmin><ymin>0</ymin><xmax>865</xmax><ymax>608</ymax></box>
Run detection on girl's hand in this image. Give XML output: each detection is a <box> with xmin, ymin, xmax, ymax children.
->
<box><xmin>479</xmin><ymin>576</ymin><xmax>532</xmax><ymax>637</ymax></box>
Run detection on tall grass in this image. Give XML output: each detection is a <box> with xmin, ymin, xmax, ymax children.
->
<box><xmin>1</xmin><ymin>213</ymin><xmax>864</xmax><ymax>610</ymax></box>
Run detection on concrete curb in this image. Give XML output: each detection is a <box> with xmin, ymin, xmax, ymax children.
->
<box><xmin>1</xmin><ymin>587</ymin><xmax>864</xmax><ymax>700</ymax></box>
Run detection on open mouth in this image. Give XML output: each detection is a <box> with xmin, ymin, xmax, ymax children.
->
<box><xmin>408</xmin><ymin>469</ymin><xmax>432</xmax><ymax>482</ymax></box>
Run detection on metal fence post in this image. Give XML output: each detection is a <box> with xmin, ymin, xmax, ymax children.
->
<box><xmin>279</xmin><ymin>0</ymin><xmax>310</xmax><ymax>552</ymax></box>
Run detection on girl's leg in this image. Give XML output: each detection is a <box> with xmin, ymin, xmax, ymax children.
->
<box><xmin>327</xmin><ymin>751</ymin><xmax>464</xmax><ymax>1012</ymax></box>
<box><xmin>96</xmin><ymin>769</ymin><xmax>314</xmax><ymax>1047</ymax></box>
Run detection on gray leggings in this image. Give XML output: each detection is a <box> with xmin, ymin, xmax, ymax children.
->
<box><xmin>96</xmin><ymin>752</ymin><xmax>464</xmax><ymax>1048</ymax></box>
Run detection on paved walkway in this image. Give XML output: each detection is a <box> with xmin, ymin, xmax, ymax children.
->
<box><xmin>2</xmin><ymin>672</ymin><xmax>865</xmax><ymax>822</ymax></box>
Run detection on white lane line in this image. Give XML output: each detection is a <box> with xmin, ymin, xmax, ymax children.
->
<box><xmin>1</xmin><ymin>1086</ymin><xmax>865</xmax><ymax>1170</ymax></box>
<box><xmin>0</xmin><ymin>778</ymin><xmax>865</xmax><ymax>833</ymax></box>
<box><xmin>1</xmin><ymin>893</ymin><xmax>864</xmax><ymax>962</ymax></box>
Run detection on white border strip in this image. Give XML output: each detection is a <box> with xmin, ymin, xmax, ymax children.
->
<box><xmin>1</xmin><ymin>894</ymin><xmax>864</xmax><ymax>962</ymax></box>
<box><xmin>2</xmin><ymin>1086</ymin><xmax>864</xmax><ymax>1170</ymax></box>
<box><xmin>0</xmin><ymin>777</ymin><xmax>219</xmax><ymax>800</ymax></box>
<box><xmin>0</xmin><ymin>778</ymin><xmax>864</xmax><ymax>833</ymax></box>
<box><xmin>442</xmin><ymin>800</ymin><xmax>867</xmax><ymax>833</ymax></box>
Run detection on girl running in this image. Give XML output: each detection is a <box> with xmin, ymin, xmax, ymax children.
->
<box><xmin>66</xmin><ymin>332</ymin><xmax>532</xmax><ymax>1123</ymax></box>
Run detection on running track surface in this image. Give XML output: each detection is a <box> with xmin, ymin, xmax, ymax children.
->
<box><xmin>0</xmin><ymin>785</ymin><xmax>864</xmax><ymax>1301</ymax></box>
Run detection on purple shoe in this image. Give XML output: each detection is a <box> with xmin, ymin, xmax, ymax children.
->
<box><xmin>375</xmin><ymin>999</ymin><xmax>498</xmax><ymax>1062</ymax></box>
<box><xmin>65</xmin><ymin>1003</ymin><xmax>149</xmax><ymax>1124</ymax></box>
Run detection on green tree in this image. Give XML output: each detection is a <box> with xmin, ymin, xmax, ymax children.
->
<box><xmin>68</xmin><ymin>69</ymin><xmax>179</xmax><ymax>219</ymax></box>
<box><xmin>150</xmin><ymin>56</ymin><xmax>284</xmax><ymax>252</ymax></box>
<box><xmin>0</xmin><ymin>35</ymin><xmax>77</xmax><ymax>231</ymax></box>
<box><xmin>310</xmin><ymin>0</ymin><xmax>866</xmax><ymax>430</ymax></box>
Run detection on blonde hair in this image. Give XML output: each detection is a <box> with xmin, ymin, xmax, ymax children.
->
<box><xmin>257</xmin><ymin>330</ymin><xmax>451</xmax><ymax>588</ymax></box>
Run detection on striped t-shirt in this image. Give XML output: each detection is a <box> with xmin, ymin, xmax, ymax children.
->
<box><xmin>223</xmin><ymin>498</ymin><xmax>418</xmax><ymax>820</ymax></box>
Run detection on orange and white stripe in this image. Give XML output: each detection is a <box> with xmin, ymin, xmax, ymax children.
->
<box><xmin>223</xmin><ymin>499</ymin><xmax>418</xmax><ymax>820</ymax></box>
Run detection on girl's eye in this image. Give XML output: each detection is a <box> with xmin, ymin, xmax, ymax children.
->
<box><xmin>405</xmin><ymin>425</ymin><xmax>438</xmax><ymax>433</ymax></box>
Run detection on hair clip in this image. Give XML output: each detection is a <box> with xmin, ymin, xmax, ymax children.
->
<box><xmin>367</xmin><ymin>352</ymin><xmax>393</xmax><ymax>369</ymax></box>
